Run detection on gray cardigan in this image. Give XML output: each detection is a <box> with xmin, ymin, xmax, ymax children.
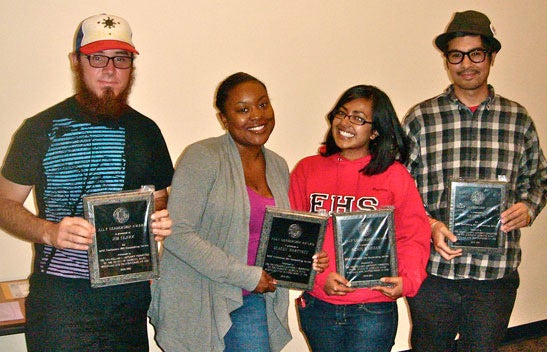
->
<box><xmin>149</xmin><ymin>134</ymin><xmax>291</xmax><ymax>352</ymax></box>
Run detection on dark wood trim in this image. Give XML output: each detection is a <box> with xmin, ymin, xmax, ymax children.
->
<box><xmin>501</xmin><ymin>319</ymin><xmax>546</xmax><ymax>345</ymax></box>
<box><xmin>0</xmin><ymin>322</ymin><xmax>25</xmax><ymax>337</ymax></box>
<box><xmin>398</xmin><ymin>319</ymin><xmax>546</xmax><ymax>351</ymax></box>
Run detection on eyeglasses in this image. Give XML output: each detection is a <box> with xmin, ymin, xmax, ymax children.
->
<box><xmin>445</xmin><ymin>49</ymin><xmax>489</xmax><ymax>64</ymax></box>
<box><xmin>83</xmin><ymin>54</ymin><xmax>134</xmax><ymax>69</ymax></box>
<box><xmin>333</xmin><ymin>110</ymin><xmax>372</xmax><ymax>126</ymax></box>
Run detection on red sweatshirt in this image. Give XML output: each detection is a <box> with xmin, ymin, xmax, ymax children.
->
<box><xmin>289</xmin><ymin>153</ymin><xmax>430</xmax><ymax>304</ymax></box>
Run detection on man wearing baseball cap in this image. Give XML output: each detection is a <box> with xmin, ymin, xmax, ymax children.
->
<box><xmin>403</xmin><ymin>10</ymin><xmax>546</xmax><ymax>351</ymax></box>
<box><xmin>0</xmin><ymin>14</ymin><xmax>173</xmax><ymax>350</ymax></box>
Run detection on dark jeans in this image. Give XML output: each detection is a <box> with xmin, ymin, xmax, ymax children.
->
<box><xmin>407</xmin><ymin>272</ymin><xmax>519</xmax><ymax>352</ymax></box>
<box><xmin>297</xmin><ymin>292</ymin><xmax>397</xmax><ymax>352</ymax></box>
<box><xmin>224</xmin><ymin>293</ymin><xmax>270</xmax><ymax>352</ymax></box>
<box><xmin>25</xmin><ymin>272</ymin><xmax>150</xmax><ymax>352</ymax></box>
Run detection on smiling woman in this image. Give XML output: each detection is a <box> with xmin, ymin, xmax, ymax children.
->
<box><xmin>219</xmin><ymin>79</ymin><xmax>275</xmax><ymax>164</ymax></box>
<box><xmin>331</xmin><ymin>97</ymin><xmax>376</xmax><ymax>161</ymax></box>
<box><xmin>218</xmin><ymin>78</ymin><xmax>276</xmax><ymax>196</ymax></box>
<box><xmin>148</xmin><ymin>72</ymin><xmax>291</xmax><ymax>351</ymax></box>
<box><xmin>148</xmin><ymin>73</ymin><xmax>327</xmax><ymax>352</ymax></box>
<box><xmin>289</xmin><ymin>85</ymin><xmax>430</xmax><ymax>352</ymax></box>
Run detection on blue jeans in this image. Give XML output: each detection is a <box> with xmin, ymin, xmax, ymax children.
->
<box><xmin>298</xmin><ymin>292</ymin><xmax>397</xmax><ymax>352</ymax></box>
<box><xmin>224</xmin><ymin>293</ymin><xmax>270</xmax><ymax>352</ymax></box>
<box><xmin>407</xmin><ymin>272</ymin><xmax>519</xmax><ymax>352</ymax></box>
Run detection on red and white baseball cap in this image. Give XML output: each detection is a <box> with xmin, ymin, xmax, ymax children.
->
<box><xmin>75</xmin><ymin>14</ymin><xmax>139</xmax><ymax>55</ymax></box>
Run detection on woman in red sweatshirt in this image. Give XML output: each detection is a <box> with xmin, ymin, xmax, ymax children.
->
<box><xmin>289</xmin><ymin>85</ymin><xmax>430</xmax><ymax>351</ymax></box>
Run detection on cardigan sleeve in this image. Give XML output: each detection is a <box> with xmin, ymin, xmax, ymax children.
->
<box><xmin>163</xmin><ymin>140</ymin><xmax>262</xmax><ymax>292</ymax></box>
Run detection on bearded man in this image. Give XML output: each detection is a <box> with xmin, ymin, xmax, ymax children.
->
<box><xmin>0</xmin><ymin>14</ymin><xmax>173</xmax><ymax>351</ymax></box>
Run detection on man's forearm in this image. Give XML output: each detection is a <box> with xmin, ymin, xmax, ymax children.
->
<box><xmin>0</xmin><ymin>199</ymin><xmax>49</xmax><ymax>244</ymax></box>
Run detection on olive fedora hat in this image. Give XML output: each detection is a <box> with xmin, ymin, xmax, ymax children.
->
<box><xmin>435</xmin><ymin>10</ymin><xmax>501</xmax><ymax>53</ymax></box>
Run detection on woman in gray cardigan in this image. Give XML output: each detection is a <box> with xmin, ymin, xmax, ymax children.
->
<box><xmin>149</xmin><ymin>72</ymin><xmax>326</xmax><ymax>351</ymax></box>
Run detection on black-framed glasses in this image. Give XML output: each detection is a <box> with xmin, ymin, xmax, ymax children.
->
<box><xmin>84</xmin><ymin>54</ymin><xmax>134</xmax><ymax>69</ymax></box>
<box><xmin>333</xmin><ymin>110</ymin><xmax>372</xmax><ymax>126</ymax></box>
<box><xmin>445</xmin><ymin>49</ymin><xmax>489</xmax><ymax>64</ymax></box>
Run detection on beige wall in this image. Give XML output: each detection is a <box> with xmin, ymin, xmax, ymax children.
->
<box><xmin>0</xmin><ymin>1</ymin><xmax>545</xmax><ymax>351</ymax></box>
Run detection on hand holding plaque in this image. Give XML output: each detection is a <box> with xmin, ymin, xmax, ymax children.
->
<box><xmin>448</xmin><ymin>179</ymin><xmax>507</xmax><ymax>254</ymax></box>
<box><xmin>255</xmin><ymin>207</ymin><xmax>328</xmax><ymax>290</ymax></box>
<box><xmin>332</xmin><ymin>209</ymin><xmax>398</xmax><ymax>288</ymax></box>
<box><xmin>83</xmin><ymin>186</ymin><xmax>159</xmax><ymax>288</ymax></box>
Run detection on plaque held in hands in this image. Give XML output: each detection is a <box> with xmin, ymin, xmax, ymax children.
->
<box><xmin>333</xmin><ymin>209</ymin><xmax>398</xmax><ymax>288</ymax></box>
<box><xmin>255</xmin><ymin>207</ymin><xmax>328</xmax><ymax>290</ymax></box>
<box><xmin>448</xmin><ymin>179</ymin><xmax>507</xmax><ymax>254</ymax></box>
<box><xmin>83</xmin><ymin>186</ymin><xmax>159</xmax><ymax>288</ymax></box>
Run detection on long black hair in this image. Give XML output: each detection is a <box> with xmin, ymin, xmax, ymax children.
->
<box><xmin>322</xmin><ymin>85</ymin><xmax>409</xmax><ymax>176</ymax></box>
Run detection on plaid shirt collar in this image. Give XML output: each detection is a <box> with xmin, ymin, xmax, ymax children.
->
<box><xmin>442</xmin><ymin>84</ymin><xmax>496</xmax><ymax>110</ymax></box>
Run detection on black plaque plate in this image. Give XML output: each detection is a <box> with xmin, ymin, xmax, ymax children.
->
<box><xmin>83</xmin><ymin>186</ymin><xmax>159</xmax><ymax>287</ymax></box>
<box><xmin>255</xmin><ymin>207</ymin><xmax>328</xmax><ymax>290</ymax></box>
<box><xmin>448</xmin><ymin>179</ymin><xmax>507</xmax><ymax>254</ymax></box>
<box><xmin>332</xmin><ymin>209</ymin><xmax>397</xmax><ymax>288</ymax></box>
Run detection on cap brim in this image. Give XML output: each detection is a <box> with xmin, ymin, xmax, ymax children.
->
<box><xmin>79</xmin><ymin>40</ymin><xmax>139</xmax><ymax>55</ymax></box>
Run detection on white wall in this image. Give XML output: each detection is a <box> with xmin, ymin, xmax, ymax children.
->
<box><xmin>0</xmin><ymin>1</ymin><xmax>545</xmax><ymax>351</ymax></box>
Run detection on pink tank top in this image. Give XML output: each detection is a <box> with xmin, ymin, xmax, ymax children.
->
<box><xmin>244</xmin><ymin>186</ymin><xmax>275</xmax><ymax>295</ymax></box>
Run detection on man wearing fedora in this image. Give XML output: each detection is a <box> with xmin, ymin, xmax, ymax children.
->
<box><xmin>0</xmin><ymin>14</ymin><xmax>173</xmax><ymax>350</ymax></box>
<box><xmin>403</xmin><ymin>10</ymin><xmax>546</xmax><ymax>351</ymax></box>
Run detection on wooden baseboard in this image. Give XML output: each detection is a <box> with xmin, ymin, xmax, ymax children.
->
<box><xmin>501</xmin><ymin>319</ymin><xmax>546</xmax><ymax>345</ymax></box>
<box><xmin>399</xmin><ymin>319</ymin><xmax>546</xmax><ymax>351</ymax></box>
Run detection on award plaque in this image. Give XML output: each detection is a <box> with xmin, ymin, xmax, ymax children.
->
<box><xmin>448</xmin><ymin>179</ymin><xmax>507</xmax><ymax>254</ymax></box>
<box><xmin>332</xmin><ymin>209</ymin><xmax>397</xmax><ymax>288</ymax></box>
<box><xmin>83</xmin><ymin>186</ymin><xmax>159</xmax><ymax>288</ymax></box>
<box><xmin>255</xmin><ymin>207</ymin><xmax>328</xmax><ymax>290</ymax></box>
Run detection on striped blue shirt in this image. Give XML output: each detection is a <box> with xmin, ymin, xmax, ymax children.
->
<box><xmin>2</xmin><ymin>96</ymin><xmax>174</xmax><ymax>280</ymax></box>
<box><xmin>40</xmin><ymin>118</ymin><xmax>126</xmax><ymax>278</ymax></box>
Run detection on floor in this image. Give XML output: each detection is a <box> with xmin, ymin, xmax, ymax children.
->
<box><xmin>498</xmin><ymin>335</ymin><xmax>547</xmax><ymax>352</ymax></box>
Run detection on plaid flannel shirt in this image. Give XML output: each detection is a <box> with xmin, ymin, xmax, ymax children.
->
<box><xmin>403</xmin><ymin>85</ymin><xmax>546</xmax><ymax>280</ymax></box>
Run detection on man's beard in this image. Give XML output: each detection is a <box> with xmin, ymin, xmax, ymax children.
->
<box><xmin>74</xmin><ymin>64</ymin><xmax>135</xmax><ymax>122</ymax></box>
